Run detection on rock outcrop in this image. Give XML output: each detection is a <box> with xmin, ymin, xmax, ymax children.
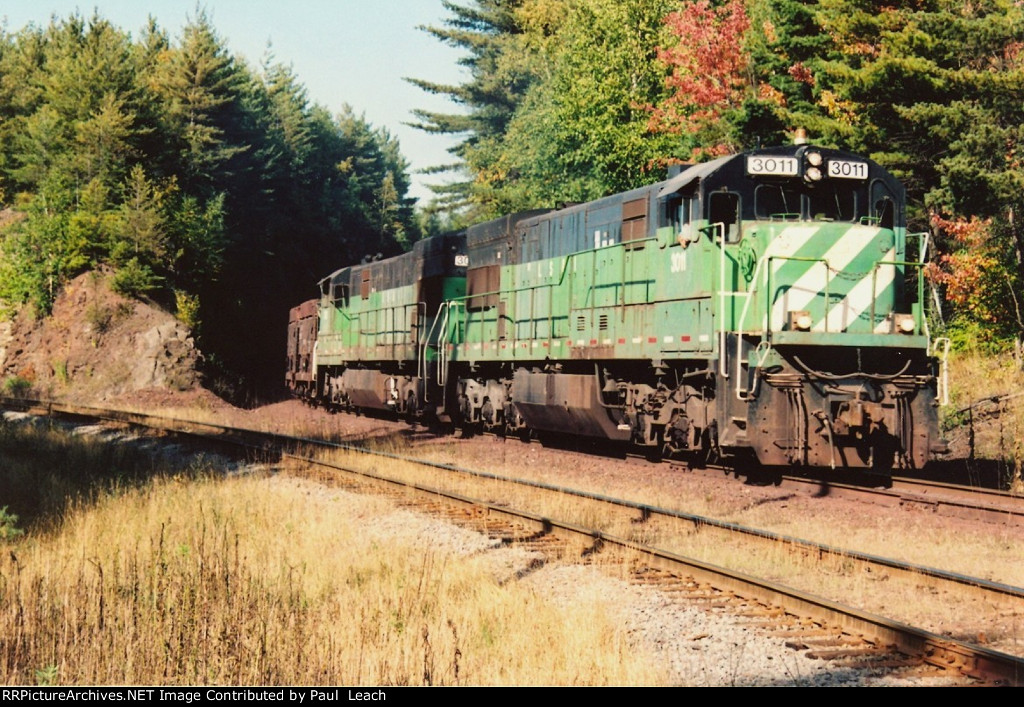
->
<box><xmin>0</xmin><ymin>271</ymin><xmax>201</xmax><ymax>401</ymax></box>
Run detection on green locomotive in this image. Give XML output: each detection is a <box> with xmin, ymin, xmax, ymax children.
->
<box><xmin>300</xmin><ymin>233</ymin><xmax>466</xmax><ymax>417</ymax></box>
<box><xmin>288</xmin><ymin>143</ymin><xmax>948</xmax><ymax>472</ymax></box>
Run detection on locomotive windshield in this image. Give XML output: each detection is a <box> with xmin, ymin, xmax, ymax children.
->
<box><xmin>748</xmin><ymin>172</ymin><xmax>863</xmax><ymax>222</ymax></box>
<box><xmin>807</xmin><ymin>182</ymin><xmax>857</xmax><ymax>222</ymax></box>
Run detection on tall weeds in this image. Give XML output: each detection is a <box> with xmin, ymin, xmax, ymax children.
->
<box><xmin>0</xmin><ymin>472</ymin><xmax>661</xmax><ymax>685</ymax></box>
<box><xmin>944</xmin><ymin>351</ymin><xmax>1024</xmax><ymax>486</ymax></box>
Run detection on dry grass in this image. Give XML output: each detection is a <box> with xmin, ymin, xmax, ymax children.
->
<box><xmin>944</xmin><ymin>349</ymin><xmax>1024</xmax><ymax>483</ymax></box>
<box><xmin>0</xmin><ymin>468</ymin><xmax>664</xmax><ymax>686</ymax></box>
<box><xmin>67</xmin><ymin>393</ymin><xmax>1024</xmax><ymax>657</ymax></box>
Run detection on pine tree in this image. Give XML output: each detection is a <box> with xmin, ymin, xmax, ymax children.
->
<box><xmin>152</xmin><ymin>10</ymin><xmax>248</xmax><ymax>196</ymax></box>
<box><xmin>814</xmin><ymin>0</ymin><xmax>1024</xmax><ymax>340</ymax></box>
<box><xmin>0</xmin><ymin>8</ymin><xmax>420</xmax><ymax>393</ymax></box>
<box><xmin>408</xmin><ymin>0</ymin><xmax>532</xmax><ymax>213</ymax></box>
<box><xmin>413</xmin><ymin>0</ymin><xmax>679</xmax><ymax>213</ymax></box>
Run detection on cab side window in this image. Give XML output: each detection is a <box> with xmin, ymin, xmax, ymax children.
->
<box><xmin>708</xmin><ymin>192</ymin><xmax>740</xmax><ymax>242</ymax></box>
<box><xmin>871</xmin><ymin>181</ymin><xmax>898</xmax><ymax>229</ymax></box>
<box><xmin>333</xmin><ymin>284</ymin><xmax>349</xmax><ymax>308</ymax></box>
<box><xmin>661</xmin><ymin>195</ymin><xmax>693</xmax><ymax>230</ymax></box>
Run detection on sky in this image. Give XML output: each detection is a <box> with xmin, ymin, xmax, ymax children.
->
<box><xmin>0</xmin><ymin>0</ymin><xmax>468</xmax><ymax>203</ymax></box>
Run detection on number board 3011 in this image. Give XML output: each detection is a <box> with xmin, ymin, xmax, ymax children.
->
<box><xmin>745</xmin><ymin>156</ymin><xmax>798</xmax><ymax>177</ymax></box>
<box><xmin>827</xmin><ymin>159</ymin><xmax>868</xmax><ymax>180</ymax></box>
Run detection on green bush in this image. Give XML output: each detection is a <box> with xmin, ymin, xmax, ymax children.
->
<box><xmin>111</xmin><ymin>258</ymin><xmax>162</xmax><ymax>298</ymax></box>
<box><xmin>174</xmin><ymin>289</ymin><xmax>201</xmax><ymax>331</ymax></box>
<box><xmin>2</xmin><ymin>376</ymin><xmax>32</xmax><ymax>398</ymax></box>
<box><xmin>0</xmin><ymin>506</ymin><xmax>23</xmax><ymax>540</ymax></box>
<box><xmin>938</xmin><ymin>317</ymin><xmax>1013</xmax><ymax>357</ymax></box>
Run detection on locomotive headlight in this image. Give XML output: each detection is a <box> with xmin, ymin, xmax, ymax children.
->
<box><xmin>895</xmin><ymin>313</ymin><xmax>916</xmax><ymax>334</ymax></box>
<box><xmin>789</xmin><ymin>310</ymin><xmax>813</xmax><ymax>331</ymax></box>
<box><xmin>804</xmin><ymin>166</ymin><xmax>823</xmax><ymax>183</ymax></box>
<box><xmin>805</xmin><ymin>151</ymin><xmax>823</xmax><ymax>167</ymax></box>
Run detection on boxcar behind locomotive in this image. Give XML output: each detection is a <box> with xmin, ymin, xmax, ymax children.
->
<box><xmin>288</xmin><ymin>142</ymin><xmax>948</xmax><ymax>472</ymax></box>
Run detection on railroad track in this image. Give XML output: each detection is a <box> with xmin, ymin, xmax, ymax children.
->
<box><xmin>651</xmin><ymin>456</ymin><xmax>1024</xmax><ymax>528</ymax></box>
<box><xmin>3</xmin><ymin>397</ymin><xmax>1023</xmax><ymax>685</ymax></box>
<box><xmin>283</xmin><ymin>448</ymin><xmax>1020</xmax><ymax>685</ymax></box>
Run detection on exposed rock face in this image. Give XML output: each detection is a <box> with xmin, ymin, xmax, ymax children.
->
<box><xmin>0</xmin><ymin>321</ymin><xmax>10</xmax><ymax>375</ymax></box>
<box><xmin>0</xmin><ymin>271</ymin><xmax>201</xmax><ymax>402</ymax></box>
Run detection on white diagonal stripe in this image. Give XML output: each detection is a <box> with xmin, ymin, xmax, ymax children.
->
<box><xmin>759</xmin><ymin>226</ymin><xmax>820</xmax><ymax>330</ymax></box>
<box><xmin>768</xmin><ymin>226</ymin><xmax>883</xmax><ymax>330</ymax></box>
<box><xmin>820</xmin><ymin>247</ymin><xmax>896</xmax><ymax>332</ymax></box>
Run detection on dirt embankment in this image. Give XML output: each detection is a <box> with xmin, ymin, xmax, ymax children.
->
<box><xmin>0</xmin><ymin>271</ymin><xmax>201</xmax><ymax>403</ymax></box>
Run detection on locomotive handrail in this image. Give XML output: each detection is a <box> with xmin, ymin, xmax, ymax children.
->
<box><xmin>905</xmin><ymin>232</ymin><xmax>932</xmax><ymax>338</ymax></box>
<box><xmin>906</xmin><ymin>231</ymin><xmax>930</xmax><ymax>264</ymax></box>
<box><xmin>419</xmin><ymin>299</ymin><xmax>444</xmax><ymax>397</ymax></box>
<box><xmin>349</xmin><ymin>300</ymin><xmax>419</xmax><ymax>333</ymax></box>
<box><xmin>446</xmin><ymin>253</ymin><xmax>575</xmax><ymax>354</ymax></box>
<box><xmin>454</xmin><ymin>238</ymin><xmax>655</xmax><ymax>305</ymax></box>
<box><xmin>756</xmin><ymin>253</ymin><xmax>925</xmax><ymax>338</ymax></box>
<box><xmin>328</xmin><ymin>299</ymin><xmax>422</xmax><ymax>358</ymax></box>
<box><xmin>765</xmin><ymin>255</ymin><xmax>833</xmax><ymax>333</ymax></box>
<box><xmin>870</xmin><ymin>259</ymin><xmax>926</xmax><ymax>336</ymax></box>
<box><xmin>413</xmin><ymin>300</ymin><xmax>426</xmax><ymax>393</ymax></box>
<box><xmin>452</xmin><ymin>251</ymin><xmax>576</xmax><ymax>305</ymax></box>
<box><xmin>733</xmin><ymin>252</ymin><xmax>766</xmax><ymax>400</ymax></box>
<box><xmin>451</xmin><ymin>241</ymin><xmax>658</xmax><ymax>354</ymax></box>
<box><xmin>711</xmin><ymin>222</ymin><xmax>730</xmax><ymax>379</ymax></box>
<box><xmin>421</xmin><ymin>300</ymin><xmax>457</xmax><ymax>400</ymax></box>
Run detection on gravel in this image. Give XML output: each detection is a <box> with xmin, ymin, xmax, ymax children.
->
<box><xmin>263</xmin><ymin>476</ymin><xmax>961</xmax><ymax>686</ymax></box>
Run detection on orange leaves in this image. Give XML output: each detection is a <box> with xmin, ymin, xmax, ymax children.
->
<box><xmin>647</xmin><ymin>0</ymin><xmax>750</xmax><ymax>143</ymax></box>
<box><xmin>928</xmin><ymin>214</ymin><xmax>1003</xmax><ymax>321</ymax></box>
<box><xmin>787</xmin><ymin>62</ymin><xmax>815</xmax><ymax>86</ymax></box>
<box><xmin>931</xmin><ymin>214</ymin><xmax>993</xmax><ymax>249</ymax></box>
<box><xmin>757</xmin><ymin>83</ymin><xmax>786</xmax><ymax>107</ymax></box>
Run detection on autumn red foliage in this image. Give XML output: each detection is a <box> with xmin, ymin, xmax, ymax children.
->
<box><xmin>648</xmin><ymin>0</ymin><xmax>750</xmax><ymax>154</ymax></box>
<box><xmin>927</xmin><ymin>215</ymin><xmax>1003</xmax><ymax>323</ymax></box>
